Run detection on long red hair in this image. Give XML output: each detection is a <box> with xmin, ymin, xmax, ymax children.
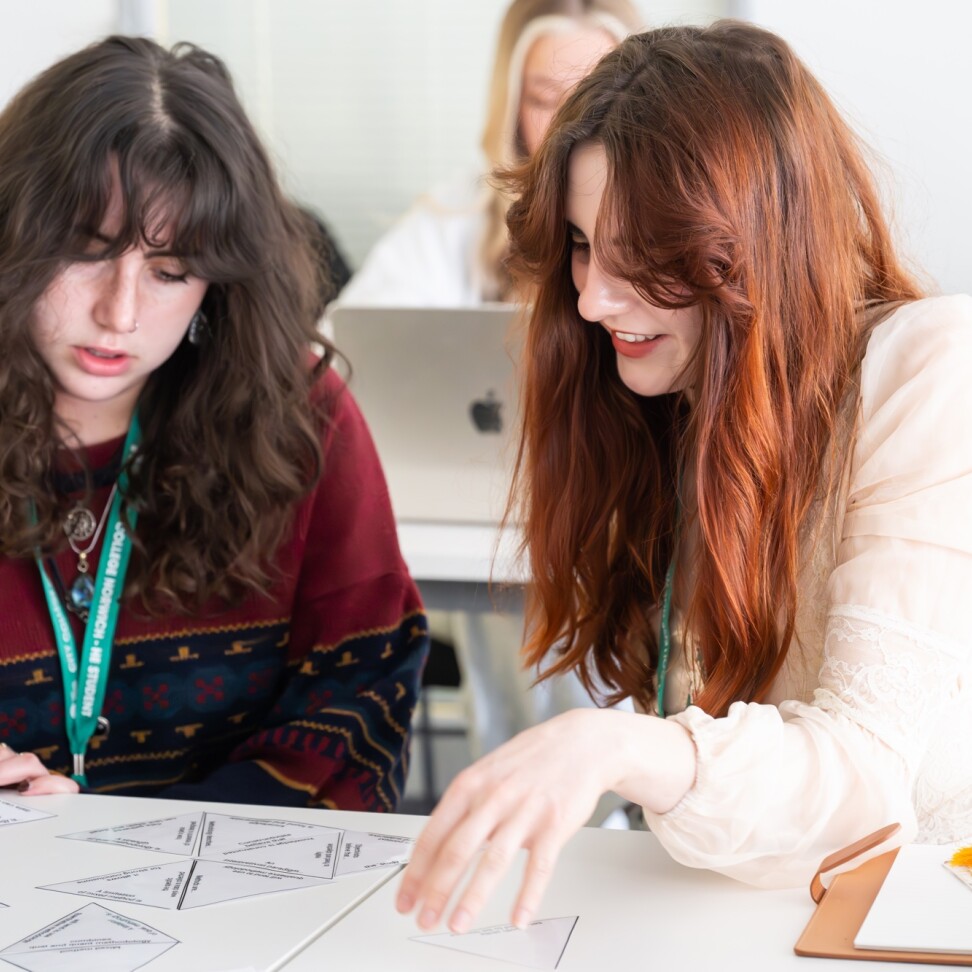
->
<box><xmin>503</xmin><ymin>21</ymin><xmax>922</xmax><ymax>715</ymax></box>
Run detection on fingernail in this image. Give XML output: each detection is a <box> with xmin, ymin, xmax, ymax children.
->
<box><xmin>512</xmin><ymin>907</ymin><xmax>531</xmax><ymax>929</ymax></box>
<box><xmin>396</xmin><ymin>892</ymin><xmax>413</xmax><ymax>913</ymax></box>
<box><xmin>418</xmin><ymin>907</ymin><xmax>438</xmax><ymax>929</ymax></box>
<box><xmin>17</xmin><ymin>781</ymin><xmax>30</xmax><ymax>794</ymax></box>
<box><xmin>451</xmin><ymin>908</ymin><xmax>472</xmax><ymax>934</ymax></box>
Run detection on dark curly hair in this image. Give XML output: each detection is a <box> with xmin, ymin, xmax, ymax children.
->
<box><xmin>0</xmin><ymin>35</ymin><xmax>335</xmax><ymax>612</ymax></box>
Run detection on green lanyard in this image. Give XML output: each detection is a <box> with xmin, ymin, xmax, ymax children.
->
<box><xmin>656</xmin><ymin>492</ymin><xmax>681</xmax><ymax>719</ymax></box>
<box><xmin>34</xmin><ymin>415</ymin><xmax>141</xmax><ymax>786</ymax></box>
<box><xmin>656</xmin><ymin>557</ymin><xmax>677</xmax><ymax>719</ymax></box>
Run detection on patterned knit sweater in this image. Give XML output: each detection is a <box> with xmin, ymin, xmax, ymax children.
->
<box><xmin>0</xmin><ymin>369</ymin><xmax>429</xmax><ymax>812</ymax></box>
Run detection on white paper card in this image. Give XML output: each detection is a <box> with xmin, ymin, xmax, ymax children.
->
<box><xmin>59</xmin><ymin>813</ymin><xmax>202</xmax><ymax>856</ymax></box>
<box><xmin>0</xmin><ymin>902</ymin><xmax>178</xmax><ymax>972</ymax></box>
<box><xmin>412</xmin><ymin>916</ymin><xmax>578</xmax><ymax>971</ymax></box>
<box><xmin>855</xmin><ymin>843</ymin><xmax>972</xmax><ymax>954</ymax></box>
<box><xmin>179</xmin><ymin>859</ymin><xmax>332</xmax><ymax>909</ymax></box>
<box><xmin>0</xmin><ymin>798</ymin><xmax>54</xmax><ymax>827</ymax></box>
<box><xmin>333</xmin><ymin>830</ymin><xmax>413</xmax><ymax>877</ymax></box>
<box><xmin>197</xmin><ymin>813</ymin><xmax>344</xmax><ymax>878</ymax></box>
<box><xmin>40</xmin><ymin>861</ymin><xmax>193</xmax><ymax>910</ymax></box>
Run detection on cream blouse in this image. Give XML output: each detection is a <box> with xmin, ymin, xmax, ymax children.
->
<box><xmin>643</xmin><ymin>295</ymin><xmax>972</xmax><ymax>888</ymax></box>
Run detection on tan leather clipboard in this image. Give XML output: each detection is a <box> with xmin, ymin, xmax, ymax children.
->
<box><xmin>794</xmin><ymin>823</ymin><xmax>972</xmax><ymax>965</ymax></box>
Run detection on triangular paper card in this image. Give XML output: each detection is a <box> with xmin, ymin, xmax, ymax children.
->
<box><xmin>39</xmin><ymin>860</ymin><xmax>194</xmax><ymax>910</ymax></box>
<box><xmin>0</xmin><ymin>798</ymin><xmax>54</xmax><ymax>827</ymax></box>
<box><xmin>333</xmin><ymin>829</ymin><xmax>413</xmax><ymax>877</ymax></box>
<box><xmin>58</xmin><ymin>812</ymin><xmax>203</xmax><ymax>856</ymax></box>
<box><xmin>178</xmin><ymin>859</ymin><xmax>333</xmax><ymax>909</ymax></box>
<box><xmin>197</xmin><ymin>812</ymin><xmax>343</xmax><ymax>878</ymax></box>
<box><xmin>412</xmin><ymin>916</ymin><xmax>578</xmax><ymax>971</ymax></box>
<box><xmin>0</xmin><ymin>902</ymin><xmax>178</xmax><ymax>972</ymax></box>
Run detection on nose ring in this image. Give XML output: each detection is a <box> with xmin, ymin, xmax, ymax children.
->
<box><xmin>129</xmin><ymin>320</ymin><xmax>139</xmax><ymax>333</ymax></box>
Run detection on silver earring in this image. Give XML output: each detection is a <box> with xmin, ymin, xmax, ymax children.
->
<box><xmin>187</xmin><ymin>310</ymin><xmax>208</xmax><ymax>346</ymax></box>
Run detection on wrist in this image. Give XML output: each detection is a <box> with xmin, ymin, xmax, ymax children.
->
<box><xmin>604</xmin><ymin>710</ymin><xmax>698</xmax><ymax>815</ymax></box>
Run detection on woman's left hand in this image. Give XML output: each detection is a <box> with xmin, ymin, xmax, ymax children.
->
<box><xmin>0</xmin><ymin>743</ymin><xmax>80</xmax><ymax>795</ymax></box>
<box><xmin>396</xmin><ymin>709</ymin><xmax>611</xmax><ymax>934</ymax></box>
<box><xmin>395</xmin><ymin>707</ymin><xmax>696</xmax><ymax>934</ymax></box>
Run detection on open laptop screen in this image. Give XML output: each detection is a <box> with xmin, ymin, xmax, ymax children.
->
<box><xmin>330</xmin><ymin>305</ymin><xmax>521</xmax><ymax>525</ymax></box>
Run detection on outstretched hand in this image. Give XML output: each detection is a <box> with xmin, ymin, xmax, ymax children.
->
<box><xmin>0</xmin><ymin>742</ymin><xmax>80</xmax><ymax>795</ymax></box>
<box><xmin>395</xmin><ymin>708</ymin><xmax>696</xmax><ymax>934</ymax></box>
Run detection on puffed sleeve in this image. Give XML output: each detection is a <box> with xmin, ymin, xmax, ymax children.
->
<box><xmin>642</xmin><ymin>295</ymin><xmax>972</xmax><ymax>887</ymax></box>
<box><xmin>160</xmin><ymin>368</ymin><xmax>430</xmax><ymax>811</ymax></box>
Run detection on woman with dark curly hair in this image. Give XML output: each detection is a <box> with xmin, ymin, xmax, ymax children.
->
<box><xmin>0</xmin><ymin>36</ymin><xmax>428</xmax><ymax>810</ymax></box>
<box><xmin>397</xmin><ymin>20</ymin><xmax>972</xmax><ymax>932</ymax></box>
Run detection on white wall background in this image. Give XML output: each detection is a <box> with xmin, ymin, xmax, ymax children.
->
<box><xmin>1</xmin><ymin>0</ymin><xmax>967</xmax><ymax>292</ymax></box>
<box><xmin>0</xmin><ymin>1</ymin><xmax>117</xmax><ymax>106</ymax></box>
<box><xmin>157</xmin><ymin>0</ymin><xmax>724</xmax><ymax>267</ymax></box>
<box><xmin>731</xmin><ymin>0</ymin><xmax>972</xmax><ymax>294</ymax></box>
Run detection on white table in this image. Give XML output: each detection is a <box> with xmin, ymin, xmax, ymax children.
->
<box><xmin>0</xmin><ymin>792</ymin><xmax>921</xmax><ymax>972</ymax></box>
<box><xmin>0</xmin><ymin>792</ymin><xmax>415</xmax><ymax>972</ymax></box>
<box><xmin>285</xmin><ymin>823</ymin><xmax>922</xmax><ymax>972</ymax></box>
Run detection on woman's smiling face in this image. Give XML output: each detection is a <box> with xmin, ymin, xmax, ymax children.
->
<box><xmin>566</xmin><ymin>141</ymin><xmax>702</xmax><ymax>398</ymax></box>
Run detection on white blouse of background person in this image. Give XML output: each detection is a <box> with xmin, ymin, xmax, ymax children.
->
<box><xmin>332</xmin><ymin>18</ymin><xmax>621</xmax><ymax>310</ymax></box>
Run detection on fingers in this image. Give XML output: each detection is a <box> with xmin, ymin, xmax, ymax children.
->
<box><xmin>397</xmin><ymin>714</ymin><xmax>613</xmax><ymax>933</ymax></box>
<box><xmin>398</xmin><ymin>776</ymin><xmax>570</xmax><ymax>934</ymax></box>
<box><xmin>449</xmin><ymin>801</ymin><xmax>564</xmax><ymax>934</ymax></box>
<box><xmin>0</xmin><ymin>750</ymin><xmax>48</xmax><ymax>785</ymax></box>
<box><xmin>398</xmin><ymin>768</ymin><xmax>508</xmax><ymax>929</ymax></box>
<box><xmin>511</xmin><ymin>834</ymin><xmax>563</xmax><ymax>929</ymax></box>
<box><xmin>447</xmin><ymin>831</ymin><xmax>522</xmax><ymax>933</ymax></box>
<box><xmin>20</xmin><ymin>773</ymin><xmax>80</xmax><ymax>795</ymax></box>
<box><xmin>0</xmin><ymin>744</ymin><xmax>79</xmax><ymax>794</ymax></box>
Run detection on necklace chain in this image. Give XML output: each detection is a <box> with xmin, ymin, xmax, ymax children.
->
<box><xmin>64</xmin><ymin>482</ymin><xmax>119</xmax><ymax>561</ymax></box>
<box><xmin>62</xmin><ymin>482</ymin><xmax>120</xmax><ymax>620</ymax></box>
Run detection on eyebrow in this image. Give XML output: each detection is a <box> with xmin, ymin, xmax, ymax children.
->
<box><xmin>566</xmin><ymin>221</ymin><xmax>588</xmax><ymax>239</ymax></box>
<box><xmin>85</xmin><ymin>228</ymin><xmax>185</xmax><ymax>259</ymax></box>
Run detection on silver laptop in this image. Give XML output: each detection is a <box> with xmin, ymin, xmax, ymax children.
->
<box><xmin>330</xmin><ymin>305</ymin><xmax>521</xmax><ymax>524</ymax></box>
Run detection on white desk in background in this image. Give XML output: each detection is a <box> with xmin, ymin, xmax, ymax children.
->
<box><xmin>396</xmin><ymin>520</ymin><xmax>622</xmax><ymax>769</ymax></box>
<box><xmin>396</xmin><ymin>521</ymin><xmax>525</xmax><ymax>614</ymax></box>
<box><xmin>0</xmin><ymin>792</ymin><xmax>920</xmax><ymax>972</ymax></box>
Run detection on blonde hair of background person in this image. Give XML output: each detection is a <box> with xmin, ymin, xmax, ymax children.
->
<box><xmin>478</xmin><ymin>0</ymin><xmax>642</xmax><ymax>300</ymax></box>
<box><xmin>333</xmin><ymin>0</ymin><xmax>641</xmax><ymax>309</ymax></box>
<box><xmin>395</xmin><ymin>20</ymin><xmax>972</xmax><ymax>935</ymax></box>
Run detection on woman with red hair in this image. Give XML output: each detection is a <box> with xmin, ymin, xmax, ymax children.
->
<box><xmin>396</xmin><ymin>20</ymin><xmax>972</xmax><ymax>932</ymax></box>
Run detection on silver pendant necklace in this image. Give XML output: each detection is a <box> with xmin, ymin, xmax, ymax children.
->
<box><xmin>63</xmin><ymin>481</ymin><xmax>119</xmax><ymax>616</ymax></box>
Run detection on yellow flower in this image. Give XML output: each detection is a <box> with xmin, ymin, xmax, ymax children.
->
<box><xmin>948</xmin><ymin>846</ymin><xmax>972</xmax><ymax>868</ymax></box>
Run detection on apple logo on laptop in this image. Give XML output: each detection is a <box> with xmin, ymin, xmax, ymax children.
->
<box><xmin>470</xmin><ymin>390</ymin><xmax>503</xmax><ymax>433</ymax></box>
